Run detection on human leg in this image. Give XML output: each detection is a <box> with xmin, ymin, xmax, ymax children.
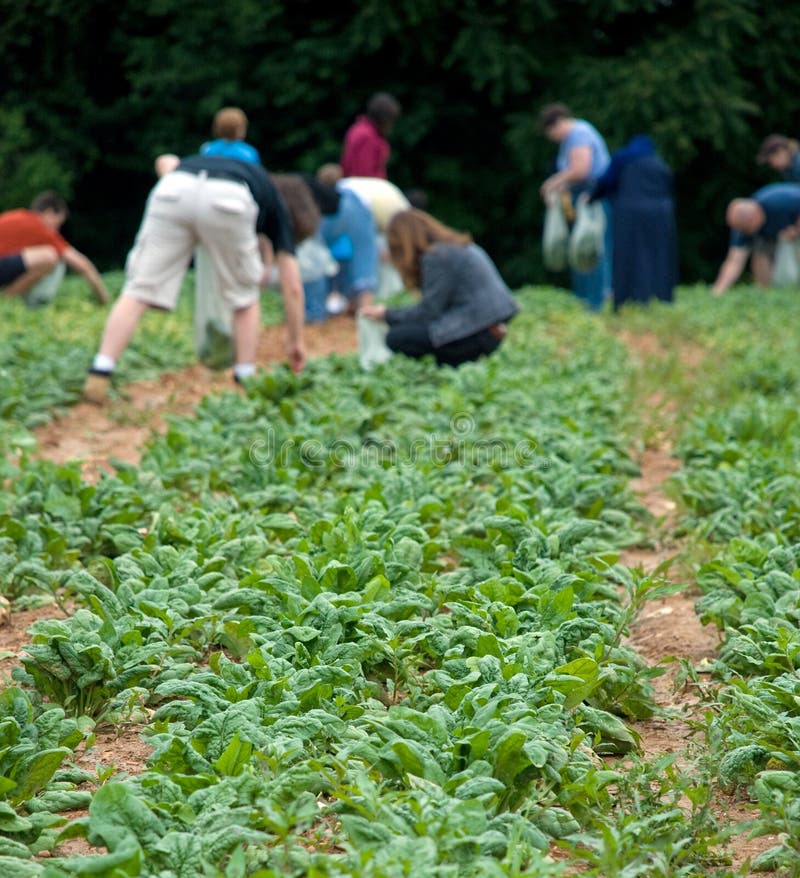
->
<box><xmin>96</xmin><ymin>296</ymin><xmax>151</xmax><ymax>361</ymax></box>
<box><xmin>304</xmin><ymin>275</ymin><xmax>329</xmax><ymax>322</ymax></box>
<box><xmin>751</xmin><ymin>249</ymin><xmax>773</xmax><ymax>286</ymax></box>
<box><xmin>194</xmin><ymin>178</ymin><xmax>262</xmax><ymax>381</ymax></box>
<box><xmin>323</xmin><ymin>192</ymin><xmax>378</xmax><ymax>309</ymax></box>
<box><xmin>231</xmin><ymin>300</ymin><xmax>261</xmax><ymax>379</ymax></box>
<box><xmin>82</xmin><ymin>296</ymin><xmax>151</xmax><ymax>403</ymax></box>
<box><xmin>386</xmin><ymin>322</ymin><xmax>436</xmax><ymax>359</ymax></box>
<box><xmin>0</xmin><ymin>246</ymin><xmax>59</xmax><ymax>298</ymax></box>
<box><xmin>84</xmin><ymin>176</ymin><xmax>197</xmax><ymax>401</ymax></box>
<box><xmin>434</xmin><ymin>330</ymin><xmax>500</xmax><ymax>366</ymax></box>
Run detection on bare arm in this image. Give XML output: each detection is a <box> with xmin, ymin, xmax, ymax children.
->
<box><xmin>154</xmin><ymin>153</ymin><xmax>181</xmax><ymax>177</ymax></box>
<box><xmin>62</xmin><ymin>246</ymin><xmax>110</xmax><ymax>303</ymax></box>
<box><xmin>258</xmin><ymin>234</ymin><xmax>276</xmax><ymax>288</ymax></box>
<box><xmin>711</xmin><ymin>247</ymin><xmax>749</xmax><ymax>297</ymax></box>
<box><xmin>276</xmin><ymin>251</ymin><xmax>306</xmax><ymax>373</ymax></box>
<box><xmin>540</xmin><ymin>145</ymin><xmax>593</xmax><ymax>198</ymax></box>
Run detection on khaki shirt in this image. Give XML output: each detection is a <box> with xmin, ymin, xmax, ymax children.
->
<box><xmin>337</xmin><ymin>177</ymin><xmax>410</xmax><ymax>232</ymax></box>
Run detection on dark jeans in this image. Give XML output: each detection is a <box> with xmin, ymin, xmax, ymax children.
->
<box><xmin>386</xmin><ymin>323</ymin><xmax>501</xmax><ymax>367</ymax></box>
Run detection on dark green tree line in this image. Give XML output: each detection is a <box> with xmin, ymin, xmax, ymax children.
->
<box><xmin>1</xmin><ymin>0</ymin><xmax>797</xmax><ymax>286</ymax></box>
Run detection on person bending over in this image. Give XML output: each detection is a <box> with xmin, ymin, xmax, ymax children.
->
<box><xmin>83</xmin><ymin>153</ymin><xmax>305</xmax><ymax>403</ymax></box>
<box><xmin>360</xmin><ymin>209</ymin><xmax>519</xmax><ymax>366</ymax></box>
<box><xmin>0</xmin><ymin>191</ymin><xmax>109</xmax><ymax>305</ymax></box>
<box><xmin>712</xmin><ymin>183</ymin><xmax>800</xmax><ymax>295</ymax></box>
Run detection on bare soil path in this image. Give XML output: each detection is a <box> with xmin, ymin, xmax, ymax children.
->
<box><xmin>618</xmin><ymin>330</ymin><xmax>779</xmax><ymax>875</ymax></box>
<box><xmin>34</xmin><ymin>316</ymin><xmax>358</xmax><ymax>481</ymax></box>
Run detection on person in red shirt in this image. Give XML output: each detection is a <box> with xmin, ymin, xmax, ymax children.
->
<box><xmin>0</xmin><ymin>191</ymin><xmax>109</xmax><ymax>304</ymax></box>
<box><xmin>340</xmin><ymin>92</ymin><xmax>401</xmax><ymax>180</ymax></box>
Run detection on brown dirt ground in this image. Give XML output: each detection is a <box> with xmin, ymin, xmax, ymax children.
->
<box><xmin>0</xmin><ymin>320</ymin><xmax>784</xmax><ymax>871</ymax></box>
<box><xmin>618</xmin><ymin>331</ymin><xmax>781</xmax><ymax>875</ymax></box>
<box><xmin>34</xmin><ymin>315</ymin><xmax>358</xmax><ymax>481</ymax></box>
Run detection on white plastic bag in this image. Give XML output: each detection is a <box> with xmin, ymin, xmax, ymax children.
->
<box><xmin>193</xmin><ymin>245</ymin><xmax>234</xmax><ymax>369</ymax></box>
<box><xmin>357</xmin><ymin>314</ymin><xmax>393</xmax><ymax>370</ymax></box>
<box><xmin>296</xmin><ymin>235</ymin><xmax>338</xmax><ymax>283</ymax></box>
<box><xmin>772</xmin><ymin>239</ymin><xmax>800</xmax><ymax>287</ymax></box>
<box><xmin>542</xmin><ymin>192</ymin><xmax>569</xmax><ymax>272</ymax></box>
<box><xmin>569</xmin><ymin>198</ymin><xmax>606</xmax><ymax>273</ymax></box>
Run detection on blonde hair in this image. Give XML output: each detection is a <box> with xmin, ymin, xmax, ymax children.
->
<box><xmin>386</xmin><ymin>209</ymin><xmax>472</xmax><ymax>289</ymax></box>
<box><xmin>213</xmin><ymin>107</ymin><xmax>248</xmax><ymax>141</ymax></box>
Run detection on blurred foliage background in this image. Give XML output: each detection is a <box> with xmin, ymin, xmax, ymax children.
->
<box><xmin>0</xmin><ymin>0</ymin><xmax>796</xmax><ymax>287</ymax></box>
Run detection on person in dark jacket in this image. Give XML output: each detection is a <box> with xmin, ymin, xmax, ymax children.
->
<box><xmin>590</xmin><ymin>135</ymin><xmax>677</xmax><ymax>309</ymax></box>
<box><xmin>359</xmin><ymin>209</ymin><xmax>519</xmax><ymax>366</ymax></box>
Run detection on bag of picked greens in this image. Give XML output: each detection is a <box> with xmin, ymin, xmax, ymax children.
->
<box><xmin>542</xmin><ymin>192</ymin><xmax>570</xmax><ymax>272</ymax></box>
<box><xmin>568</xmin><ymin>196</ymin><xmax>605</xmax><ymax>273</ymax></box>
<box><xmin>193</xmin><ymin>245</ymin><xmax>234</xmax><ymax>369</ymax></box>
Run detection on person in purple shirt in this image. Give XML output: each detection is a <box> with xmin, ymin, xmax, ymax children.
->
<box><xmin>539</xmin><ymin>103</ymin><xmax>612</xmax><ymax>311</ymax></box>
<box><xmin>712</xmin><ymin>183</ymin><xmax>800</xmax><ymax>295</ymax></box>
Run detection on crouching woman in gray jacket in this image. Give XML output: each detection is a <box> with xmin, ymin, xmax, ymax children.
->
<box><xmin>359</xmin><ymin>209</ymin><xmax>519</xmax><ymax>366</ymax></box>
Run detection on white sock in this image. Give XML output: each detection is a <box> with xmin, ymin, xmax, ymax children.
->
<box><xmin>92</xmin><ymin>354</ymin><xmax>115</xmax><ymax>373</ymax></box>
<box><xmin>233</xmin><ymin>363</ymin><xmax>256</xmax><ymax>380</ymax></box>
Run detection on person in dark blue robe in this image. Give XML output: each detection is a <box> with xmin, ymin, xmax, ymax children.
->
<box><xmin>590</xmin><ymin>135</ymin><xmax>677</xmax><ymax>310</ymax></box>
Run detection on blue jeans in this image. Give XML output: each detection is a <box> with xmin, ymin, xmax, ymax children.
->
<box><xmin>571</xmin><ymin>198</ymin><xmax>613</xmax><ymax>311</ymax></box>
<box><xmin>304</xmin><ymin>275</ymin><xmax>328</xmax><ymax>322</ymax></box>
<box><xmin>320</xmin><ymin>190</ymin><xmax>378</xmax><ymax>297</ymax></box>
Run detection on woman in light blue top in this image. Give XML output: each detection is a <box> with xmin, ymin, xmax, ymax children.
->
<box><xmin>540</xmin><ymin>103</ymin><xmax>612</xmax><ymax>311</ymax></box>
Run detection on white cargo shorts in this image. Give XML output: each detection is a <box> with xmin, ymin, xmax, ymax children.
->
<box><xmin>122</xmin><ymin>170</ymin><xmax>261</xmax><ymax>310</ymax></box>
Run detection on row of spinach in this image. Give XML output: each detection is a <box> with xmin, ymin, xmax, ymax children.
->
<box><xmin>1</xmin><ymin>291</ymin><xmax>672</xmax><ymax>876</ymax></box>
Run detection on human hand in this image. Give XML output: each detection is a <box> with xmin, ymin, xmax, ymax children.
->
<box><xmin>779</xmin><ymin>225</ymin><xmax>800</xmax><ymax>241</ymax></box>
<box><xmin>359</xmin><ymin>304</ymin><xmax>387</xmax><ymax>321</ymax></box>
<box><xmin>540</xmin><ymin>176</ymin><xmax>562</xmax><ymax>200</ymax></box>
<box><xmin>287</xmin><ymin>343</ymin><xmax>306</xmax><ymax>374</ymax></box>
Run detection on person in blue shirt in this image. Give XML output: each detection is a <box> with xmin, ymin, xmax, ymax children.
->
<box><xmin>539</xmin><ymin>103</ymin><xmax>612</xmax><ymax>311</ymax></box>
<box><xmin>712</xmin><ymin>183</ymin><xmax>800</xmax><ymax>295</ymax></box>
<box><xmin>200</xmin><ymin>107</ymin><xmax>261</xmax><ymax>165</ymax></box>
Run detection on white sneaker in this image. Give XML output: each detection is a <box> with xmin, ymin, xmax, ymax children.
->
<box><xmin>325</xmin><ymin>291</ymin><xmax>348</xmax><ymax>315</ymax></box>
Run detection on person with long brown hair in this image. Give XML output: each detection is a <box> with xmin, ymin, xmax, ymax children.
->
<box><xmin>360</xmin><ymin>209</ymin><xmax>518</xmax><ymax>366</ymax></box>
<box><xmin>271</xmin><ymin>172</ymin><xmax>378</xmax><ymax>319</ymax></box>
